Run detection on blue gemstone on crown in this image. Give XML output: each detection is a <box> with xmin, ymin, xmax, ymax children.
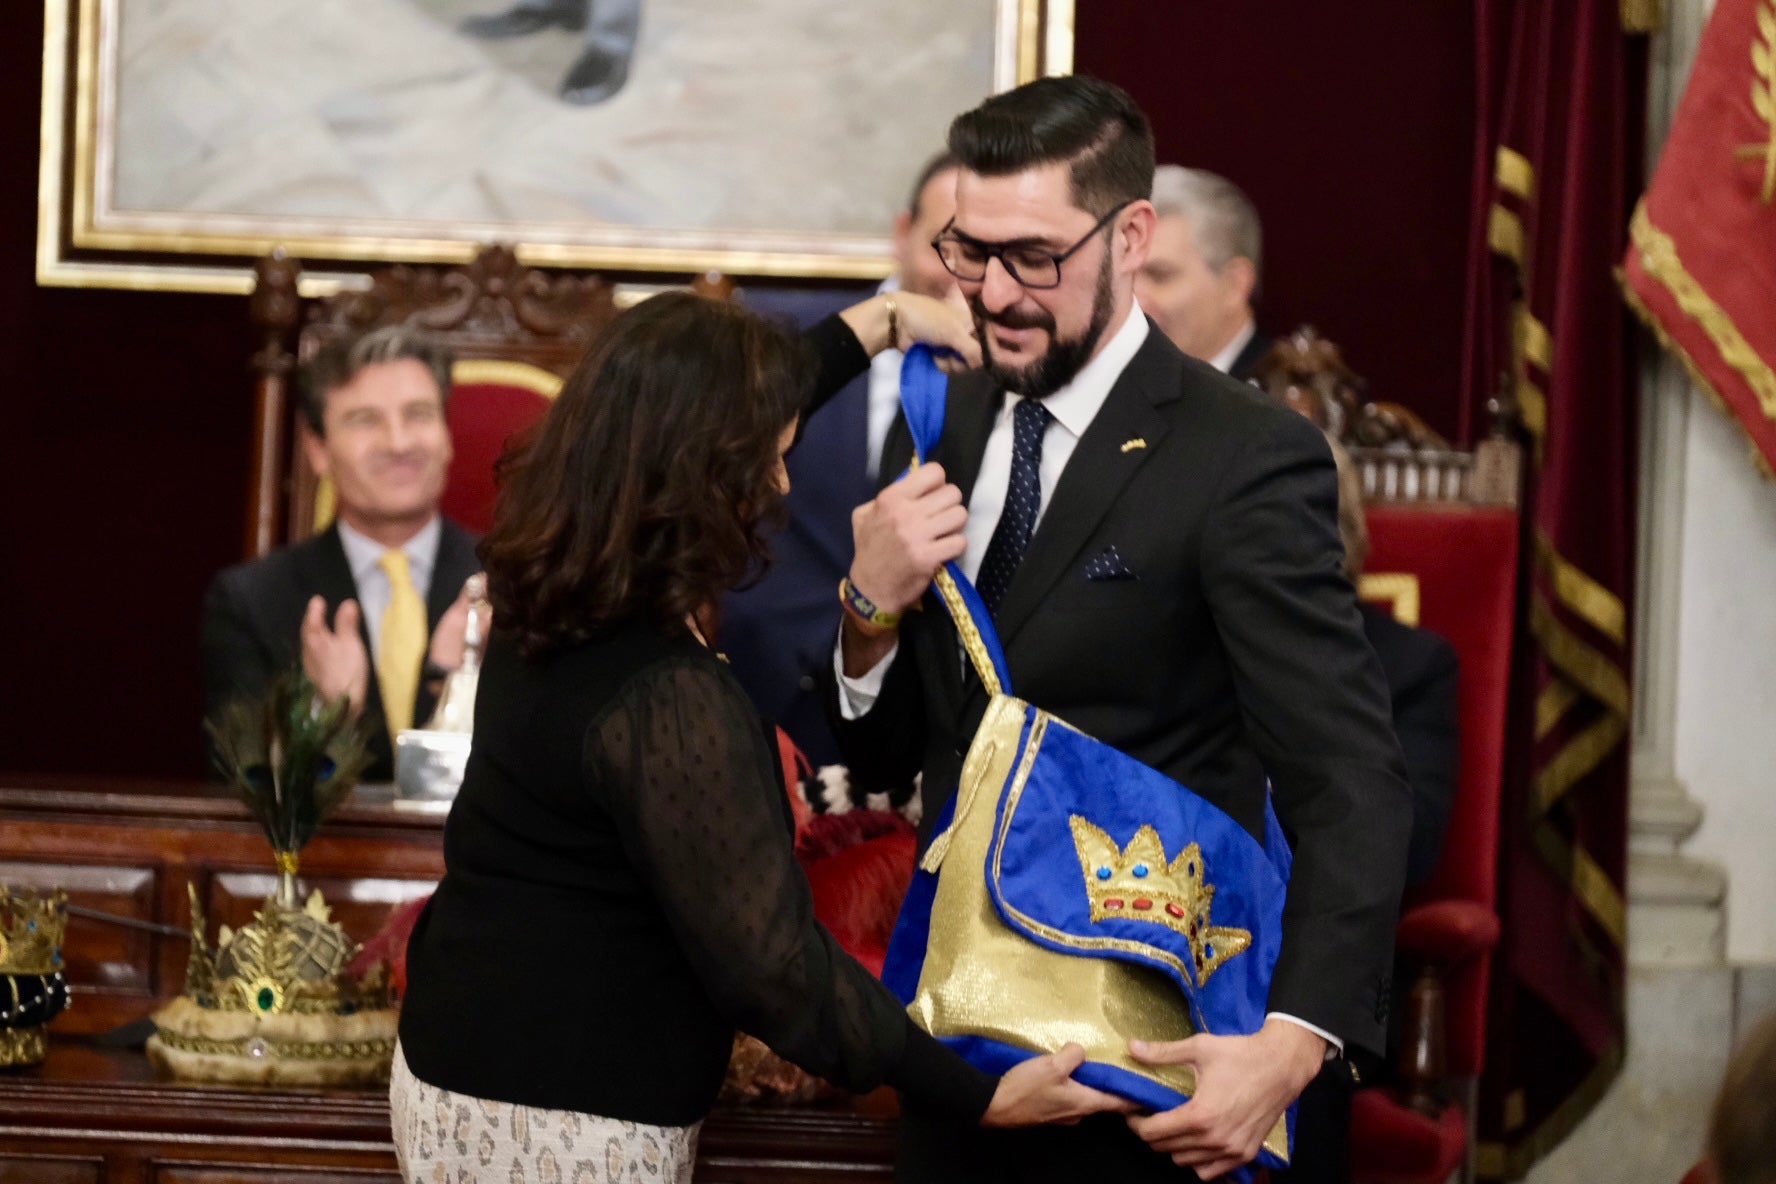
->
<box><xmin>1096</xmin><ymin>867</ymin><xmax>1112</xmax><ymax>880</ymax></box>
<box><xmin>1133</xmin><ymin>864</ymin><xmax>1149</xmax><ymax>878</ymax></box>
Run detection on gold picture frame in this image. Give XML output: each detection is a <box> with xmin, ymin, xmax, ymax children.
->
<box><xmin>38</xmin><ymin>0</ymin><xmax>1073</xmax><ymax>295</ymax></box>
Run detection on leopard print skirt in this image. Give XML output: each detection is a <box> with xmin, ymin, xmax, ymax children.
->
<box><xmin>389</xmin><ymin>1042</ymin><xmax>700</xmax><ymax>1183</ymax></box>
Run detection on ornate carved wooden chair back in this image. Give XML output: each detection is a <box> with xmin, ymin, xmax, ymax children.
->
<box><xmin>1254</xmin><ymin>328</ymin><xmax>1525</xmax><ymax>1183</ymax></box>
<box><xmin>243</xmin><ymin>247</ymin><xmax>737</xmax><ymax>553</ymax></box>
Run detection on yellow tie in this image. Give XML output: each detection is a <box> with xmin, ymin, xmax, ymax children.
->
<box><xmin>377</xmin><ymin>549</ymin><xmax>427</xmax><ymax>735</ymax></box>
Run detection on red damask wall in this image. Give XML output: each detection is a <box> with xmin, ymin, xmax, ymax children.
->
<box><xmin>0</xmin><ymin>2</ymin><xmax>1475</xmax><ymax>779</ymax></box>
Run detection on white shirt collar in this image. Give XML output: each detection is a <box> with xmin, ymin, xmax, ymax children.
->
<box><xmin>1008</xmin><ymin>297</ymin><xmax>1151</xmax><ymax>440</ymax></box>
<box><xmin>1207</xmin><ymin>319</ymin><xmax>1258</xmax><ymax>375</ymax></box>
<box><xmin>337</xmin><ymin>515</ymin><xmax>441</xmax><ymax>591</ymax></box>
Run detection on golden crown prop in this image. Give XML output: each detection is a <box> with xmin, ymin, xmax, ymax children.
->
<box><xmin>0</xmin><ymin>887</ymin><xmax>71</xmax><ymax>1068</ymax></box>
<box><xmin>147</xmin><ymin>671</ymin><xmax>399</xmax><ymax>1087</ymax></box>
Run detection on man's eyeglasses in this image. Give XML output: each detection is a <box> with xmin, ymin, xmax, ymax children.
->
<box><xmin>931</xmin><ymin>200</ymin><xmax>1133</xmax><ymax>290</ymax></box>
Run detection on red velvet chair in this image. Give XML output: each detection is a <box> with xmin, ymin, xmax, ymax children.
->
<box><xmin>1352</xmin><ymin>502</ymin><xmax>1519</xmax><ymax>1184</ymax></box>
<box><xmin>1252</xmin><ymin>330</ymin><xmax>1524</xmax><ymax>1184</ymax></box>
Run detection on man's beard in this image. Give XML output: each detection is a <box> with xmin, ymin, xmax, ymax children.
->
<box><xmin>973</xmin><ymin>250</ymin><xmax>1116</xmax><ymax>401</ymax></box>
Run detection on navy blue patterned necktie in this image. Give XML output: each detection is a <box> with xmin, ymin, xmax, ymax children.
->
<box><xmin>976</xmin><ymin>398</ymin><xmax>1053</xmax><ymax>616</ymax></box>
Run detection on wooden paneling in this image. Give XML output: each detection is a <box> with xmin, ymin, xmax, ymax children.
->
<box><xmin>0</xmin><ymin>782</ymin><xmax>444</xmax><ymax>1035</ymax></box>
<box><xmin>153</xmin><ymin>1165</ymin><xmax>400</xmax><ymax>1184</ymax></box>
<box><xmin>0</xmin><ymin>1156</ymin><xmax>102</xmax><ymax>1184</ymax></box>
<box><xmin>0</xmin><ymin>861</ymin><xmax>156</xmax><ymax>993</ymax></box>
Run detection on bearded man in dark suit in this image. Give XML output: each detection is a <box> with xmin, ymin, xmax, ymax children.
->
<box><xmin>201</xmin><ymin>327</ymin><xmax>481</xmax><ymax>782</ymax></box>
<box><xmin>827</xmin><ymin>76</ymin><xmax>1411</xmax><ymax>1183</ymax></box>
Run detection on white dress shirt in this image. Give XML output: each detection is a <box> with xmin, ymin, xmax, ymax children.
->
<box><xmin>834</xmin><ymin>299</ymin><xmax>1342</xmax><ymax>1057</ymax></box>
<box><xmin>1207</xmin><ymin>319</ymin><xmax>1257</xmax><ymax>376</ymax></box>
<box><xmin>336</xmin><ymin>516</ymin><xmax>441</xmax><ymax>660</ymax></box>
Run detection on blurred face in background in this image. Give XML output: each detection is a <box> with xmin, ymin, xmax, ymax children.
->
<box><xmin>893</xmin><ymin>167</ymin><xmax>961</xmax><ymax>300</ymax></box>
<box><xmin>305</xmin><ymin>359</ymin><xmax>453</xmax><ymax>534</ymax></box>
<box><xmin>1137</xmin><ymin>212</ymin><xmax>1256</xmax><ymax>363</ymax></box>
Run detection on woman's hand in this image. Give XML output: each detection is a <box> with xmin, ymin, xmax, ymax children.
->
<box><xmin>839</xmin><ymin>290</ymin><xmax>982</xmax><ymax>372</ymax></box>
<box><xmin>980</xmin><ymin>1043</ymin><xmax>1137</xmax><ymax>1128</ymax></box>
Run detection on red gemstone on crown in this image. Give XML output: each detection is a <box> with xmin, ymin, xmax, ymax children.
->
<box><xmin>1166</xmin><ymin>903</ymin><xmax>1186</xmax><ymax>918</ymax></box>
<box><xmin>1132</xmin><ymin>899</ymin><xmax>1153</xmax><ymax>911</ymax></box>
<box><xmin>1103</xmin><ymin>898</ymin><xmax>1125</xmax><ymax>910</ymax></box>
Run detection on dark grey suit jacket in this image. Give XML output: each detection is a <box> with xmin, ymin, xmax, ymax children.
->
<box><xmin>200</xmin><ymin>520</ymin><xmax>481</xmax><ymax>781</ymax></box>
<box><xmin>828</xmin><ymin>322</ymin><xmax>1411</xmax><ymax>1056</ymax></box>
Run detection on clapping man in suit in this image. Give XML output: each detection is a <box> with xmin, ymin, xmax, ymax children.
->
<box><xmin>202</xmin><ymin>327</ymin><xmax>482</xmax><ymax>781</ymax></box>
<box><xmin>829</xmin><ymin>77</ymin><xmax>1411</xmax><ymax>1182</ymax></box>
<box><xmin>1137</xmin><ymin>166</ymin><xmax>1272</xmax><ymax>381</ymax></box>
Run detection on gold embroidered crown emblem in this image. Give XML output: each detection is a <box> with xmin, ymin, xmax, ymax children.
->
<box><xmin>1069</xmin><ymin>817</ymin><xmax>1253</xmax><ymax>985</ymax></box>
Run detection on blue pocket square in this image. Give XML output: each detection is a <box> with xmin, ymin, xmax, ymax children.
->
<box><xmin>1083</xmin><ymin>545</ymin><xmax>1138</xmax><ymax>581</ymax></box>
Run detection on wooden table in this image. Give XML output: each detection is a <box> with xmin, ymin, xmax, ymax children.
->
<box><xmin>0</xmin><ymin>779</ymin><xmax>898</xmax><ymax>1182</ymax></box>
<box><xmin>0</xmin><ymin>1039</ymin><xmax>897</xmax><ymax>1183</ymax></box>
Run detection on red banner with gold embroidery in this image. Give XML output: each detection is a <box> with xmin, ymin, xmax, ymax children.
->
<box><xmin>1623</xmin><ymin>0</ymin><xmax>1776</xmax><ymax>477</ymax></box>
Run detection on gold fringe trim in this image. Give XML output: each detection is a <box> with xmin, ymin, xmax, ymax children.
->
<box><xmin>1629</xmin><ymin>204</ymin><xmax>1776</xmax><ymax>421</ymax></box>
<box><xmin>1535</xmin><ymin>678</ymin><xmax>1580</xmax><ymax>741</ymax></box>
<box><xmin>1516</xmin><ymin>307</ymin><xmax>1553</xmax><ymax>372</ymax></box>
<box><xmin>1496</xmin><ymin>147</ymin><xmax>1536</xmax><ymax>201</ymax></box>
<box><xmin>1528</xmin><ymin>821</ymin><xmax>1627</xmax><ymax>948</ymax></box>
<box><xmin>1476</xmin><ymin>1038</ymin><xmax>1627</xmax><ymax>1179</ymax></box>
<box><xmin>1528</xmin><ymin>593</ymin><xmax>1631</xmax><ymax>716</ymax></box>
<box><xmin>1620</xmin><ymin>0</ymin><xmax>1664</xmax><ymax>33</ymax></box>
<box><xmin>1489</xmin><ymin>205</ymin><xmax>1528</xmax><ymax>270</ymax></box>
<box><xmin>1534</xmin><ymin>531</ymin><xmax>1627</xmax><ymax>646</ymax></box>
<box><xmin>1535</xmin><ymin>711</ymin><xmax>1629</xmax><ymax>816</ymax></box>
<box><xmin>1623</xmin><ymin>277</ymin><xmax>1776</xmax><ymax>481</ymax></box>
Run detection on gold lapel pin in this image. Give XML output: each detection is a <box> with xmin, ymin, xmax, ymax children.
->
<box><xmin>1120</xmin><ymin>438</ymin><xmax>1148</xmax><ymax>453</ymax></box>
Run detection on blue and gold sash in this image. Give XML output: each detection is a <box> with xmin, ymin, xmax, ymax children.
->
<box><xmin>881</xmin><ymin>347</ymin><xmax>1295</xmax><ymax>1171</ymax></box>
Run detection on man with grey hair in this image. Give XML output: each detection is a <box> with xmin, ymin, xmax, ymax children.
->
<box><xmin>202</xmin><ymin>326</ymin><xmax>482</xmax><ymax>781</ymax></box>
<box><xmin>1137</xmin><ymin>165</ymin><xmax>1271</xmax><ymax>379</ymax></box>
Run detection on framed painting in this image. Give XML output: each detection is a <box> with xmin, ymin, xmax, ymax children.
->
<box><xmin>37</xmin><ymin>0</ymin><xmax>1074</xmax><ymax>293</ymax></box>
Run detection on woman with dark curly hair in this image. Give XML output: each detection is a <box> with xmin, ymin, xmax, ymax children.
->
<box><xmin>390</xmin><ymin>290</ymin><xmax>1124</xmax><ymax>1183</ymax></box>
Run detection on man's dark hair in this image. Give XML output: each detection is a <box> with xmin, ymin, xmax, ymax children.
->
<box><xmin>947</xmin><ymin>75</ymin><xmax>1156</xmax><ymax>217</ymax></box>
<box><xmin>300</xmin><ymin>326</ymin><xmax>454</xmax><ymax>434</ymax></box>
<box><xmin>906</xmin><ymin>150</ymin><xmax>961</xmax><ymax>218</ymax></box>
<box><xmin>480</xmin><ymin>292</ymin><xmax>812</xmax><ymax>658</ymax></box>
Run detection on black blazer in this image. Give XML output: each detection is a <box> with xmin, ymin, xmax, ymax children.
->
<box><xmin>1360</xmin><ymin>603</ymin><xmax>1460</xmax><ymax>889</ymax></box>
<box><xmin>829</xmin><ymin>322</ymin><xmax>1411</xmax><ymax>1056</ymax></box>
<box><xmin>1229</xmin><ymin>328</ymin><xmax>1275</xmax><ymax>383</ymax></box>
<box><xmin>200</xmin><ymin>520</ymin><xmax>481</xmax><ymax>780</ymax></box>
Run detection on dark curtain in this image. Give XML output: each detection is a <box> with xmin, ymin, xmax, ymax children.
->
<box><xmin>1464</xmin><ymin>1</ymin><xmax>1647</xmax><ymax>1176</ymax></box>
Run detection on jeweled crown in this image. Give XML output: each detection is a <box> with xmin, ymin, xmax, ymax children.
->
<box><xmin>0</xmin><ymin>887</ymin><xmax>67</xmax><ymax>976</ymax></box>
<box><xmin>1068</xmin><ymin>817</ymin><xmax>1253</xmax><ymax>986</ymax></box>
<box><xmin>180</xmin><ymin>883</ymin><xmax>386</xmax><ymax>1017</ymax></box>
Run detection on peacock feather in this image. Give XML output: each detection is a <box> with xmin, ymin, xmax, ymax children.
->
<box><xmin>205</xmin><ymin>669</ymin><xmax>373</xmax><ymax>863</ymax></box>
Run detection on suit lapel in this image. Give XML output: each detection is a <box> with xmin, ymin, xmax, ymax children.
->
<box><xmin>427</xmin><ymin>519</ymin><xmax>480</xmax><ymax>631</ymax></box>
<box><xmin>990</xmin><ymin>332</ymin><xmax>1179</xmax><ymax>651</ymax></box>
